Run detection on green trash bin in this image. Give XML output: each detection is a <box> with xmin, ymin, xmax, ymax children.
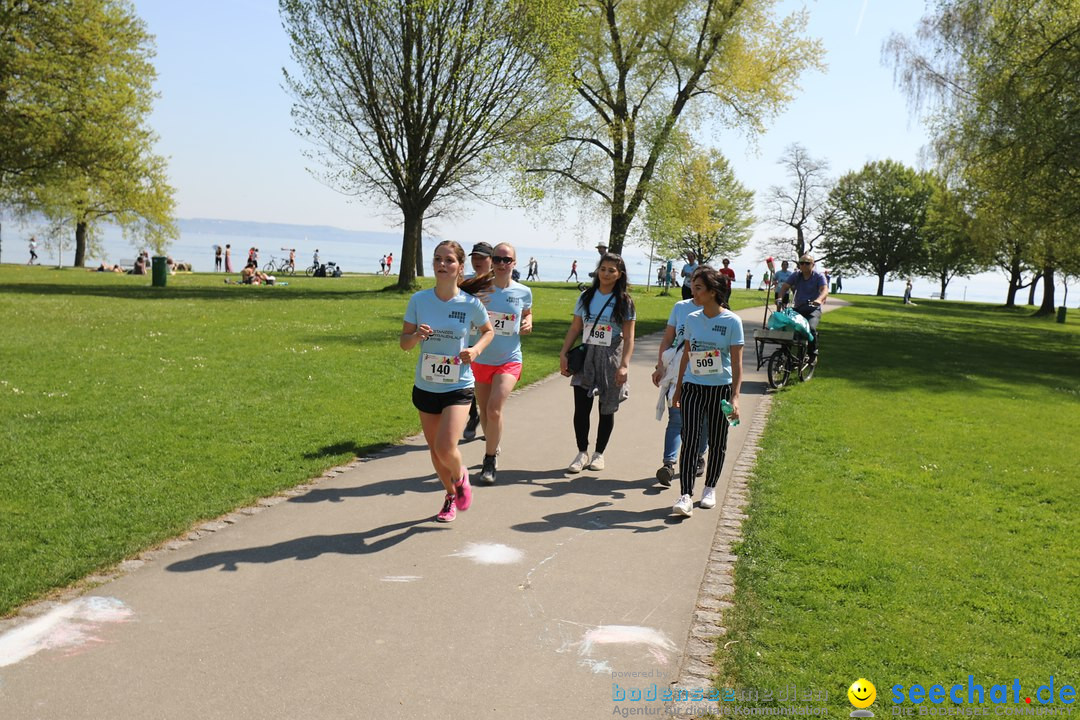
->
<box><xmin>1057</xmin><ymin>306</ymin><xmax>1067</xmax><ymax>324</ymax></box>
<box><xmin>151</xmin><ymin>256</ymin><xmax>168</xmax><ymax>287</ymax></box>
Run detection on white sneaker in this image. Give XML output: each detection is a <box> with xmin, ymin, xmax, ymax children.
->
<box><xmin>587</xmin><ymin>452</ymin><xmax>605</xmax><ymax>471</ymax></box>
<box><xmin>700</xmin><ymin>487</ymin><xmax>717</xmax><ymax>509</ymax></box>
<box><xmin>673</xmin><ymin>494</ymin><xmax>693</xmax><ymax>517</ymax></box>
<box><xmin>567</xmin><ymin>451</ymin><xmax>589</xmax><ymax>473</ymax></box>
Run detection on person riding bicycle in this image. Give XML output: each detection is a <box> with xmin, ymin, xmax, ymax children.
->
<box><xmin>775</xmin><ymin>253</ymin><xmax>828</xmax><ymax>362</ymax></box>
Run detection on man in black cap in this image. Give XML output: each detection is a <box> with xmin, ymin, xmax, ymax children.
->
<box><xmin>463</xmin><ymin>242</ymin><xmax>493</xmax><ymax>440</ymax></box>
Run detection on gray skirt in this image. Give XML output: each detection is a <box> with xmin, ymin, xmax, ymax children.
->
<box><xmin>570</xmin><ymin>339</ymin><xmax>630</xmax><ymax>414</ymax></box>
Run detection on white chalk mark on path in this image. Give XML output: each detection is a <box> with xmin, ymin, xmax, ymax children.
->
<box><xmin>0</xmin><ymin>597</ymin><xmax>134</xmax><ymax>668</ymax></box>
<box><xmin>449</xmin><ymin>542</ymin><xmax>524</xmax><ymax>565</ymax></box>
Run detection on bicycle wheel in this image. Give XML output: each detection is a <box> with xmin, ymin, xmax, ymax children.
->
<box><xmin>305</xmin><ymin>264</ymin><xmax>315</xmax><ymax>277</ymax></box>
<box><xmin>263</xmin><ymin>260</ymin><xmax>276</xmax><ymax>272</ymax></box>
<box><xmin>767</xmin><ymin>349</ymin><xmax>790</xmax><ymax>389</ymax></box>
<box><xmin>799</xmin><ymin>352</ymin><xmax>816</xmax><ymax>382</ymax></box>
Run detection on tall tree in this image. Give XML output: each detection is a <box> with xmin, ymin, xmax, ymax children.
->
<box><xmin>526</xmin><ymin>0</ymin><xmax>822</xmax><ymax>254</ymax></box>
<box><xmin>762</xmin><ymin>143</ymin><xmax>834</xmax><ymax>261</ymax></box>
<box><xmin>918</xmin><ymin>177</ymin><xmax>984</xmax><ymax>299</ymax></box>
<box><xmin>886</xmin><ymin>0</ymin><xmax>1080</xmax><ymax>314</ymax></box>
<box><xmin>281</xmin><ymin>0</ymin><xmax>578</xmax><ymax>290</ymax></box>
<box><xmin>643</xmin><ymin>135</ymin><xmax>753</xmax><ymax>266</ymax></box>
<box><xmin>0</xmin><ymin>0</ymin><xmax>176</xmax><ymax>265</ymax></box>
<box><xmin>821</xmin><ymin>160</ymin><xmax>933</xmax><ymax>296</ymax></box>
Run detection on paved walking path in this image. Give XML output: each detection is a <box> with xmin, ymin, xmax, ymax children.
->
<box><xmin>0</xmin><ymin>302</ymin><xmax>844</xmax><ymax>719</ymax></box>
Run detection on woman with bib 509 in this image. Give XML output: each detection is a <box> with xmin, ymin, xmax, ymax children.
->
<box><xmin>670</xmin><ymin>267</ymin><xmax>744</xmax><ymax>517</ymax></box>
<box><xmin>400</xmin><ymin>241</ymin><xmax>494</xmax><ymax>523</ymax></box>
<box><xmin>558</xmin><ymin>253</ymin><xmax>636</xmax><ymax>473</ymax></box>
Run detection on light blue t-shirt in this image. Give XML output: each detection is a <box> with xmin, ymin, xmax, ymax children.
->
<box><xmin>404</xmin><ymin>289</ymin><xmax>490</xmax><ymax>393</ymax></box>
<box><xmin>681</xmin><ymin>308</ymin><xmax>745</xmax><ymax>386</ymax></box>
<box><xmin>476</xmin><ymin>281</ymin><xmax>533</xmax><ymax>366</ymax></box>
<box><xmin>666</xmin><ymin>298</ymin><xmax>703</xmax><ymax>350</ymax></box>
<box><xmin>774</xmin><ymin>269</ymin><xmax>792</xmax><ymax>286</ymax></box>
<box><xmin>574</xmin><ymin>290</ymin><xmax>635</xmax><ymax>346</ymax></box>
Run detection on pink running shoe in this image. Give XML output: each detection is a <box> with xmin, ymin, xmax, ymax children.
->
<box><xmin>454</xmin><ymin>467</ymin><xmax>472</xmax><ymax>511</ymax></box>
<box><xmin>436</xmin><ymin>494</ymin><xmax>457</xmax><ymax>523</ymax></box>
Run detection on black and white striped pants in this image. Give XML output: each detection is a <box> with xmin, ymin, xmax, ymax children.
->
<box><xmin>678</xmin><ymin>382</ymin><xmax>733</xmax><ymax>497</ymax></box>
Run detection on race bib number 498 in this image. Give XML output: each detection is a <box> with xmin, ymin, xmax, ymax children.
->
<box><xmin>584</xmin><ymin>323</ymin><xmax>613</xmax><ymax>347</ymax></box>
<box><xmin>421</xmin><ymin>353</ymin><xmax>462</xmax><ymax>383</ymax></box>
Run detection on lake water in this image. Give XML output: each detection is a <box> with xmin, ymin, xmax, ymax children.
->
<box><xmin>3</xmin><ymin>220</ymin><xmax>1071</xmax><ymax>307</ymax></box>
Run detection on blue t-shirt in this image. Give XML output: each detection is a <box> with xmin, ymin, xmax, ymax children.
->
<box><xmin>774</xmin><ymin>269</ymin><xmax>792</xmax><ymax>287</ymax></box>
<box><xmin>786</xmin><ymin>270</ymin><xmax>827</xmax><ymax>306</ymax></box>
<box><xmin>404</xmin><ymin>289</ymin><xmax>490</xmax><ymax>393</ymax></box>
<box><xmin>681</xmin><ymin>262</ymin><xmax>698</xmax><ymax>287</ymax></box>
<box><xmin>666</xmin><ymin>298</ymin><xmax>703</xmax><ymax>350</ymax></box>
<box><xmin>681</xmin><ymin>308</ymin><xmax>745</xmax><ymax>386</ymax></box>
<box><xmin>574</xmin><ymin>290</ymin><xmax>635</xmax><ymax>346</ymax></box>
<box><xmin>476</xmin><ymin>281</ymin><xmax>533</xmax><ymax>366</ymax></box>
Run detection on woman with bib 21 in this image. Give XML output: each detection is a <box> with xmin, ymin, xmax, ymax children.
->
<box><xmin>400</xmin><ymin>241</ymin><xmax>494</xmax><ymax>522</ymax></box>
<box><xmin>558</xmin><ymin>253</ymin><xmax>635</xmax><ymax>473</ymax></box>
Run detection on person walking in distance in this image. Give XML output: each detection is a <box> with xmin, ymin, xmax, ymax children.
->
<box><xmin>28</xmin><ymin>237</ymin><xmax>38</xmax><ymax>265</ymax></box>
<box><xmin>558</xmin><ymin>253</ymin><xmax>636</xmax><ymax>473</ymax></box>
<box><xmin>224</xmin><ymin>244</ymin><xmax>233</xmax><ymax>273</ymax></box>
<box><xmin>214</xmin><ymin>245</ymin><xmax>223</xmax><ymax>271</ymax></box>
<box><xmin>680</xmin><ymin>251</ymin><xmax>698</xmax><ymax>300</ymax></box>
<box><xmin>385</xmin><ymin>253</ymin><xmax>393</xmax><ymax>276</ymax></box>
<box><xmin>400</xmin><ymin>240</ymin><xmax>494</xmax><ymax>522</ymax></box>
<box><xmin>671</xmin><ymin>267</ymin><xmax>743</xmax><ymax>517</ymax></box>
<box><xmin>745</xmin><ymin>269</ymin><xmax>753</xmax><ymax>290</ymax></box>
<box><xmin>566</xmin><ymin>259</ymin><xmax>578</xmax><ymax>283</ymax></box>
<box><xmin>380</xmin><ymin>255</ymin><xmax>387</xmax><ymax>275</ymax></box>
<box><xmin>471</xmin><ymin>242</ymin><xmax>533</xmax><ymax>484</ymax></box>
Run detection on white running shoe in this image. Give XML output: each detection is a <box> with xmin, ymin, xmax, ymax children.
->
<box><xmin>673</xmin><ymin>494</ymin><xmax>693</xmax><ymax>517</ymax></box>
<box><xmin>567</xmin><ymin>451</ymin><xmax>590</xmax><ymax>473</ymax></box>
<box><xmin>700</xmin><ymin>487</ymin><xmax>717</xmax><ymax>509</ymax></box>
<box><xmin>587</xmin><ymin>452</ymin><xmax>605</xmax><ymax>471</ymax></box>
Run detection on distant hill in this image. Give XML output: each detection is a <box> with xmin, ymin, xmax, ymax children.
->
<box><xmin>179</xmin><ymin>218</ymin><xmax>400</xmax><ymax>245</ymax></box>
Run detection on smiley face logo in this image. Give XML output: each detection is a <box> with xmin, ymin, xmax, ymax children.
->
<box><xmin>848</xmin><ymin>678</ymin><xmax>877</xmax><ymax>709</ymax></box>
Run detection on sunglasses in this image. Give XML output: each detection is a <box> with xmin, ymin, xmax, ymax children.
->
<box><xmin>798</xmin><ymin>261</ymin><xmax>811</xmax><ymax>265</ymax></box>
<box><xmin>492</xmin><ymin>255</ymin><xmax>514</xmax><ymax>264</ymax></box>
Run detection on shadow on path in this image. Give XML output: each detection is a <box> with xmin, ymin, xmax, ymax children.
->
<box><xmin>165</xmin><ymin>518</ymin><xmax>446</xmax><ymax>572</ymax></box>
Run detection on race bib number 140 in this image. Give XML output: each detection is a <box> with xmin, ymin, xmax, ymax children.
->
<box><xmin>421</xmin><ymin>353</ymin><xmax>462</xmax><ymax>383</ymax></box>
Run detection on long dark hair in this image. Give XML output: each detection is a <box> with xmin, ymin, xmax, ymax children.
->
<box><xmin>691</xmin><ymin>266</ymin><xmax>731</xmax><ymax>309</ymax></box>
<box><xmin>579</xmin><ymin>252</ymin><xmax>634</xmax><ymax>325</ymax></box>
<box><xmin>433</xmin><ymin>240</ymin><xmax>493</xmax><ymax>295</ymax></box>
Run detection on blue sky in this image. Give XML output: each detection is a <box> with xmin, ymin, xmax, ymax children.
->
<box><xmin>135</xmin><ymin>0</ymin><xmax>932</xmax><ymax>259</ymax></box>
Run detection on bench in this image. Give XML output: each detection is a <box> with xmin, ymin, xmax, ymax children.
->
<box><xmin>930</xmin><ymin>292</ymin><xmax>944</xmax><ymax>299</ymax></box>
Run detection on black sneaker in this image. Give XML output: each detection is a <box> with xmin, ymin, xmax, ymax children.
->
<box><xmin>463</xmin><ymin>415</ymin><xmax>480</xmax><ymax>441</ymax></box>
<box><xmin>696</xmin><ymin>455</ymin><xmax>705</xmax><ymax>477</ymax></box>
<box><xmin>656</xmin><ymin>463</ymin><xmax>674</xmax><ymax>487</ymax></box>
<box><xmin>480</xmin><ymin>453</ymin><xmax>497</xmax><ymax>485</ymax></box>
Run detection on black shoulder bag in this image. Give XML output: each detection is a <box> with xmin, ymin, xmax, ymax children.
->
<box><xmin>566</xmin><ymin>293</ymin><xmax>615</xmax><ymax>374</ymax></box>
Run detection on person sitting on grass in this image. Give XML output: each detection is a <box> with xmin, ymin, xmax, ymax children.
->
<box><xmin>94</xmin><ymin>262</ymin><xmax>125</xmax><ymax>273</ymax></box>
<box><xmin>240</xmin><ymin>260</ymin><xmax>272</xmax><ymax>285</ymax></box>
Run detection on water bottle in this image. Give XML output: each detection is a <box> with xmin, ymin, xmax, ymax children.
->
<box><xmin>720</xmin><ymin>398</ymin><xmax>739</xmax><ymax>427</ymax></box>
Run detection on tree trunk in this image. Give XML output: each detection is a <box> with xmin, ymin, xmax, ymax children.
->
<box><xmin>1034</xmin><ymin>264</ymin><xmax>1056</xmax><ymax>316</ymax></box>
<box><xmin>396</xmin><ymin>209</ymin><xmax>422</xmax><ymax>290</ymax></box>
<box><xmin>608</xmin><ymin>209</ymin><xmax>630</xmax><ymax>256</ymax></box>
<box><xmin>1004</xmin><ymin>261</ymin><xmax>1022</xmax><ymax>307</ymax></box>
<box><xmin>415</xmin><ymin>232</ymin><xmax>424</xmax><ymax>277</ymax></box>
<box><xmin>1027</xmin><ymin>273</ymin><xmax>1040</xmax><ymax>306</ymax></box>
<box><xmin>74</xmin><ymin>221</ymin><xmax>88</xmax><ymax>268</ymax></box>
<box><xmin>877</xmin><ymin>273</ymin><xmax>886</xmax><ymax>296</ymax></box>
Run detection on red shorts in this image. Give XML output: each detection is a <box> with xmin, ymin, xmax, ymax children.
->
<box><xmin>472</xmin><ymin>360</ymin><xmax>522</xmax><ymax>384</ymax></box>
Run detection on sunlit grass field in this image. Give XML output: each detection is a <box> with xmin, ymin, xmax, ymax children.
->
<box><xmin>717</xmin><ymin>296</ymin><xmax>1079</xmax><ymax>711</ymax></box>
<box><xmin>0</xmin><ymin>265</ymin><xmax>762</xmax><ymax>616</ymax></box>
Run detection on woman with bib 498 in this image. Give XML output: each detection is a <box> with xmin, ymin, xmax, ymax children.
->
<box><xmin>558</xmin><ymin>253</ymin><xmax>635</xmax><ymax>473</ymax></box>
<box><xmin>400</xmin><ymin>241</ymin><xmax>494</xmax><ymax>523</ymax></box>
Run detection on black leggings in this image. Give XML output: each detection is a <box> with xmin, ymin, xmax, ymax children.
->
<box><xmin>679</xmin><ymin>383</ymin><xmax>733</xmax><ymax>496</ymax></box>
<box><xmin>574</xmin><ymin>386</ymin><xmax>615</xmax><ymax>453</ymax></box>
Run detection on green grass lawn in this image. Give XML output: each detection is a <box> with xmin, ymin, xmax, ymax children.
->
<box><xmin>718</xmin><ymin>296</ymin><xmax>1079</xmax><ymax>711</ymax></box>
<box><xmin>0</xmin><ymin>265</ymin><xmax>761</xmax><ymax>617</ymax></box>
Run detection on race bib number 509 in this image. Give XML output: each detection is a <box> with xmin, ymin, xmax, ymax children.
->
<box><xmin>689</xmin><ymin>350</ymin><xmax>721</xmax><ymax>376</ymax></box>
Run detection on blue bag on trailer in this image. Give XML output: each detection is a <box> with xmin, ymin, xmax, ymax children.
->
<box><xmin>767</xmin><ymin>308</ymin><xmax>814</xmax><ymax>341</ymax></box>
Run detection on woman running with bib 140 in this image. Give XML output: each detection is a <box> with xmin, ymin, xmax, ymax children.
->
<box><xmin>400</xmin><ymin>241</ymin><xmax>494</xmax><ymax>522</ymax></box>
<box><xmin>471</xmin><ymin>242</ymin><xmax>533</xmax><ymax>485</ymax></box>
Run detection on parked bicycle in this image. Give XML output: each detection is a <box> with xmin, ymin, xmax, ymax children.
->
<box><xmin>263</xmin><ymin>256</ymin><xmax>295</xmax><ymax>275</ymax></box>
